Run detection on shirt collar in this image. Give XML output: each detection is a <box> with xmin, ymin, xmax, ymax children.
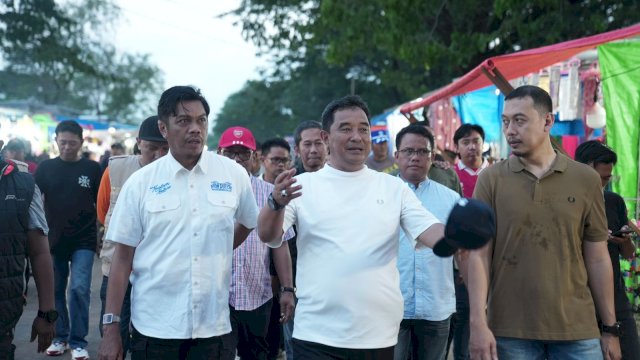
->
<box><xmin>457</xmin><ymin>159</ymin><xmax>487</xmax><ymax>171</ymax></box>
<box><xmin>166</xmin><ymin>150</ymin><xmax>209</xmax><ymax>176</ymax></box>
<box><xmin>398</xmin><ymin>174</ymin><xmax>429</xmax><ymax>190</ymax></box>
<box><xmin>508</xmin><ymin>151</ymin><xmax>568</xmax><ymax>174</ymax></box>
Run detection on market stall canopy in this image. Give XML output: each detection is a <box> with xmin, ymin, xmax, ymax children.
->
<box><xmin>399</xmin><ymin>23</ymin><xmax>640</xmax><ymax>114</ymax></box>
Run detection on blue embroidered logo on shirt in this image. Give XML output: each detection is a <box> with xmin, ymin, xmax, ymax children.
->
<box><xmin>211</xmin><ymin>181</ymin><xmax>232</xmax><ymax>192</ymax></box>
<box><xmin>150</xmin><ymin>182</ymin><xmax>171</xmax><ymax>194</ymax></box>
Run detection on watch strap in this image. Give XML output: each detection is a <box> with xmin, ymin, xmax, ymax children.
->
<box><xmin>601</xmin><ymin>322</ymin><xmax>622</xmax><ymax>337</ymax></box>
<box><xmin>102</xmin><ymin>313</ymin><xmax>121</xmax><ymax>325</ymax></box>
<box><xmin>280</xmin><ymin>286</ymin><xmax>296</xmax><ymax>294</ymax></box>
<box><xmin>268</xmin><ymin>193</ymin><xmax>286</xmax><ymax>211</ymax></box>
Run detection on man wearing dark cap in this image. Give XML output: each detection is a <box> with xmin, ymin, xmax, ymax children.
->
<box><xmin>467</xmin><ymin>86</ymin><xmax>620</xmax><ymax>360</ymax></box>
<box><xmin>95</xmin><ymin>115</ymin><xmax>169</xmax><ymax>355</ymax></box>
<box><xmin>217</xmin><ymin>126</ymin><xmax>295</xmax><ymax>360</ymax></box>
<box><xmin>365</xmin><ymin>129</ymin><xmax>398</xmax><ymax>174</ymax></box>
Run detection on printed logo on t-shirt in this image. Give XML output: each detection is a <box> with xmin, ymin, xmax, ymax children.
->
<box><xmin>150</xmin><ymin>182</ymin><xmax>171</xmax><ymax>194</ymax></box>
<box><xmin>4</xmin><ymin>194</ymin><xmax>26</xmax><ymax>201</ymax></box>
<box><xmin>210</xmin><ymin>181</ymin><xmax>232</xmax><ymax>192</ymax></box>
<box><xmin>78</xmin><ymin>175</ymin><xmax>91</xmax><ymax>188</ymax></box>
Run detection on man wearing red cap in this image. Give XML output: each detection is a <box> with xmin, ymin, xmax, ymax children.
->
<box><xmin>218</xmin><ymin>126</ymin><xmax>295</xmax><ymax>360</ymax></box>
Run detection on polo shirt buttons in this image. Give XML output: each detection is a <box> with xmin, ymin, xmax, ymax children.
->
<box><xmin>193</xmin><ymin>232</ymin><xmax>198</xmax><ymax>237</ymax></box>
<box><xmin>190</xmin><ymin>184</ymin><xmax>194</xmax><ymax>188</ymax></box>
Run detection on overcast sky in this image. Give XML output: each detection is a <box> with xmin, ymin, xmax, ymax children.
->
<box><xmin>113</xmin><ymin>0</ymin><xmax>264</xmax><ymax>119</ymax></box>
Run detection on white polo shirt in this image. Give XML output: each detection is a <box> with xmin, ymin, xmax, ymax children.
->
<box><xmin>106</xmin><ymin>151</ymin><xmax>258</xmax><ymax>339</ymax></box>
<box><xmin>273</xmin><ymin>165</ymin><xmax>440</xmax><ymax>349</ymax></box>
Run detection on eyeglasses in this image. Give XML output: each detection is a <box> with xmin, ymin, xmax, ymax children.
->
<box><xmin>398</xmin><ymin>148</ymin><xmax>432</xmax><ymax>157</ymax></box>
<box><xmin>221</xmin><ymin>150</ymin><xmax>252</xmax><ymax>161</ymax></box>
<box><xmin>268</xmin><ymin>157</ymin><xmax>290</xmax><ymax>165</ymax></box>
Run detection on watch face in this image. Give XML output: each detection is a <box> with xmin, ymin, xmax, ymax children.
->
<box><xmin>47</xmin><ymin>310</ymin><xmax>59</xmax><ymax>322</ymax></box>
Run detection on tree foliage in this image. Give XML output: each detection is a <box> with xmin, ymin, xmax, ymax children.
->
<box><xmin>230</xmin><ymin>0</ymin><xmax>640</xmax><ymax>102</ymax></box>
<box><xmin>211</xmin><ymin>49</ymin><xmax>400</xmax><ymax>145</ymax></box>
<box><xmin>0</xmin><ymin>0</ymin><xmax>163</xmax><ymax>123</ymax></box>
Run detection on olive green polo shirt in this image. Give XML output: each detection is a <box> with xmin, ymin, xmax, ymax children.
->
<box><xmin>473</xmin><ymin>153</ymin><xmax>607</xmax><ymax>340</ymax></box>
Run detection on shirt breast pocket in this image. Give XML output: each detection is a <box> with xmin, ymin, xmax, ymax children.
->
<box><xmin>145</xmin><ymin>196</ymin><xmax>181</xmax><ymax>227</ymax></box>
<box><xmin>206</xmin><ymin>192</ymin><xmax>236</xmax><ymax>228</ymax></box>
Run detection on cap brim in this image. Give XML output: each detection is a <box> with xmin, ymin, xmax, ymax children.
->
<box><xmin>138</xmin><ymin>136</ymin><xmax>167</xmax><ymax>143</ymax></box>
<box><xmin>433</xmin><ymin>238</ymin><xmax>458</xmax><ymax>257</ymax></box>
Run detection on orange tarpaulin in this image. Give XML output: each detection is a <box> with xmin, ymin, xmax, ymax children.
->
<box><xmin>399</xmin><ymin>23</ymin><xmax>640</xmax><ymax>114</ymax></box>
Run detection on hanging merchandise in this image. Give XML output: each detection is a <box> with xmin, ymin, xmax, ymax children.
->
<box><xmin>580</xmin><ymin>65</ymin><xmax>600</xmax><ymax>113</ymax></box>
<box><xmin>549</xmin><ymin>66</ymin><xmax>561</xmax><ymax>112</ymax></box>
<box><xmin>585</xmin><ymin>102</ymin><xmax>606</xmax><ymax>128</ymax></box>
<box><xmin>558</xmin><ymin>60</ymin><xmax>581</xmax><ymax>121</ymax></box>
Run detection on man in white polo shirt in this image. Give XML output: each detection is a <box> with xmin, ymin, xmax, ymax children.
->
<box><xmin>258</xmin><ymin>95</ymin><xmax>449</xmax><ymax>359</ymax></box>
<box><xmin>98</xmin><ymin>86</ymin><xmax>259</xmax><ymax>360</ymax></box>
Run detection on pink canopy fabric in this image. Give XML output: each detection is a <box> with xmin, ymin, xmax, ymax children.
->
<box><xmin>399</xmin><ymin>23</ymin><xmax>640</xmax><ymax>113</ymax></box>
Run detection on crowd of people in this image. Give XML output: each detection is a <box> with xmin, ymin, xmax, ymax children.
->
<box><xmin>0</xmin><ymin>84</ymin><xmax>638</xmax><ymax>360</ymax></box>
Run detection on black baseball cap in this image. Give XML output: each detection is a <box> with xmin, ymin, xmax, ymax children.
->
<box><xmin>433</xmin><ymin>198</ymin><xmax>496</xmax><ymax>257</ymax></box>
<box><xmin>138</xmin><ymin>116</ymin><xmax>166</xmax><ymax>142</ymax></box>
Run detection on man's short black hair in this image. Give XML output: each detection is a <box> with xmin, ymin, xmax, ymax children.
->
<box><xmin>261</xmin><ymin>137</ymin><xmax>291</xmax><ymax>155</ymax></box>
<box><xmin>111</xmin><ymin>143</ymin><xmax>125</xmax><ymax>151</ymax></box>
<box><xmin>3</xmin><ymin>138</ymin><xmax>26</xmax><ymax>153</ymax></box>
<box><xmin>504</xmin><ymin>85</ymin><xmax>553</xmax><ymax>116</ymax></box>
<box><xmin>157</xmin><ymin>86</ymin><xmax>210</xmax><ymax>124</ymax></box>
<box><xmin>575</xmin><ymin>140</ymin><xmax>617</xmax><ymax>166</ymax></box>
<box><xmin>294</xmin><ymin>120</ymin><xmax>323</xmax><ymax>146</ymax></box>
<box><xmin>321</xmin><ymin>95</ymin><xmax>370</xmax><ymax>132</ymax></box>
<box><xmin>395</xmin><ymin>124</ymin><xmax>435</xmax><ymax>152</ymax></box>
<box><xmin>454</xmin><ymin>124</ymin><xmax>485</xmax><ymax>145</ymax></box>
<box><xmin>55</xmin><ymin>120</ymin><xmax>83</xmax><ymax>139</ymax></box>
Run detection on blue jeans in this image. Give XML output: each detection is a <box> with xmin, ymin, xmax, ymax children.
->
<box><xmin>53</xmin><ymin>249</ymin><xmax>94</xmax><ymax>349</ymax></box>
<box><xmin>496</xmin><ymin>337</ymin><xmax>603</xmax><ymax>360</ymax></box>
<box><xmin>394</xmin><ymin>317</ymin><xmax>451</xmax><ymax>360</ymax></box>
<box><xmin>99</xmin><ymin>275</ymin><xmax>132</xmax><ymax>354</ymax></box>
<box><xmin>282</xmin><ymin>298</ymin><xmax>297</xmax><ymax>360</ymax></box>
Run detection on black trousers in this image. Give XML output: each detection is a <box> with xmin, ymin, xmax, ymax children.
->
<box><xmin>292</xmin><ymin>338</ymin><xmax>394</xmax><ymax>360</ymax></box>
<box><xmin>0</xmin><ymin>330</ymin><xmax>15</xmax><ymax>360</ymax></box>
<box><xmin>130</xmin><ymin>326</ymin><xmax>226</xmax><ymax>360</ymax></box>
<box><xmin>224</xmin><ymin>298</ymin><xmax>273</xmax><ymax>360</ymax></box>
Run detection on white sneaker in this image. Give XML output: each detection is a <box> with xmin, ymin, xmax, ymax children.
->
<box><xmin>45</xmin><ymin>341</ymin><xmax>68</xmax><ymax>356</ymax></box>
<box><xmin>71</xmin><ymin>347</ymin><xmax>90</xmax><ymax>360</ymax></box>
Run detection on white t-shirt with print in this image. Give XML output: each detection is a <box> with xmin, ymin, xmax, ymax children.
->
<box><xmin>278</xmin><ymin>164</ymin><xmax>440</xmax><ymax>349</ymax></box>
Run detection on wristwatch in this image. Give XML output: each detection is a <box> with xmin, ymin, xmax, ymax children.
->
<box><xmin>102</xmin><ymin>313</ymin><xmax>121</xmax><ymax>325</ymax></box>
<box><xmin>280</xmin><ymin>286</ymin><xmax>296</xmax><ymax>294</ymax></box>
<box><xmin>37</xmin><ymin>309</ymin><xmax>58</xmax><ymax>323</ymax></box>
<box><xmin>267</xmin><ymin>193</ymin><xmax>286</xmax><ymax>211</ymax></box>
<box><xmin>601</xmin><ymin>322</ymin><xmax>623</xmax><ymax>337</ymax></box>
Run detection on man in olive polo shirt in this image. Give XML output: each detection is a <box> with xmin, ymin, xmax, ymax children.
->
<box><xmin>466</xmin><ymin>85</ymin><xmax>621</xmax><ymax>360</ymax></box>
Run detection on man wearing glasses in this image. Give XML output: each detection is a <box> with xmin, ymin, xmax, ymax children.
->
<box><xmin>260</xmin><ymin>138</ymin><xmax>292</xmax><ymax>185</ymax></box>
<box><xmin>394</xmin><ymin>124</ymin><xmax>460</xmax><ymax>360</ymax></box>
<box><xmin>217</xmin><ymin>127</ymin><xmax>295</xmax><ymax>360</ymax></box>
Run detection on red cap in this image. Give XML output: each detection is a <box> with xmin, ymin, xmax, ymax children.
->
<box><xmin>218</xmin><ymin>126</ymin><xmax>256</xmax><ymax>150</ymax></box>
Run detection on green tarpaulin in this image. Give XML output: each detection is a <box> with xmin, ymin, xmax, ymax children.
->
<box><xmin>599</xmin><ymin>41</ymin><xmax>640</xmax><ymax>218</ymax></box>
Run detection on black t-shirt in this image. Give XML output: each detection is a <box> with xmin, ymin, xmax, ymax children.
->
<box><xmin>604</xmin><ymin>190</ymin><xmax>632</xmax><ymax>313</ymax></box>
<box><xmin>35</xmin><ymin>157</ymin><xmax>101</xmax><ymax>256</ymax></box>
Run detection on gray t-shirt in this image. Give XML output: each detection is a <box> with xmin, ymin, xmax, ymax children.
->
<box><xmin>28</xmin><ymin>185</ymin><xmax>49</xmax><ymax>235</ymax></box>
